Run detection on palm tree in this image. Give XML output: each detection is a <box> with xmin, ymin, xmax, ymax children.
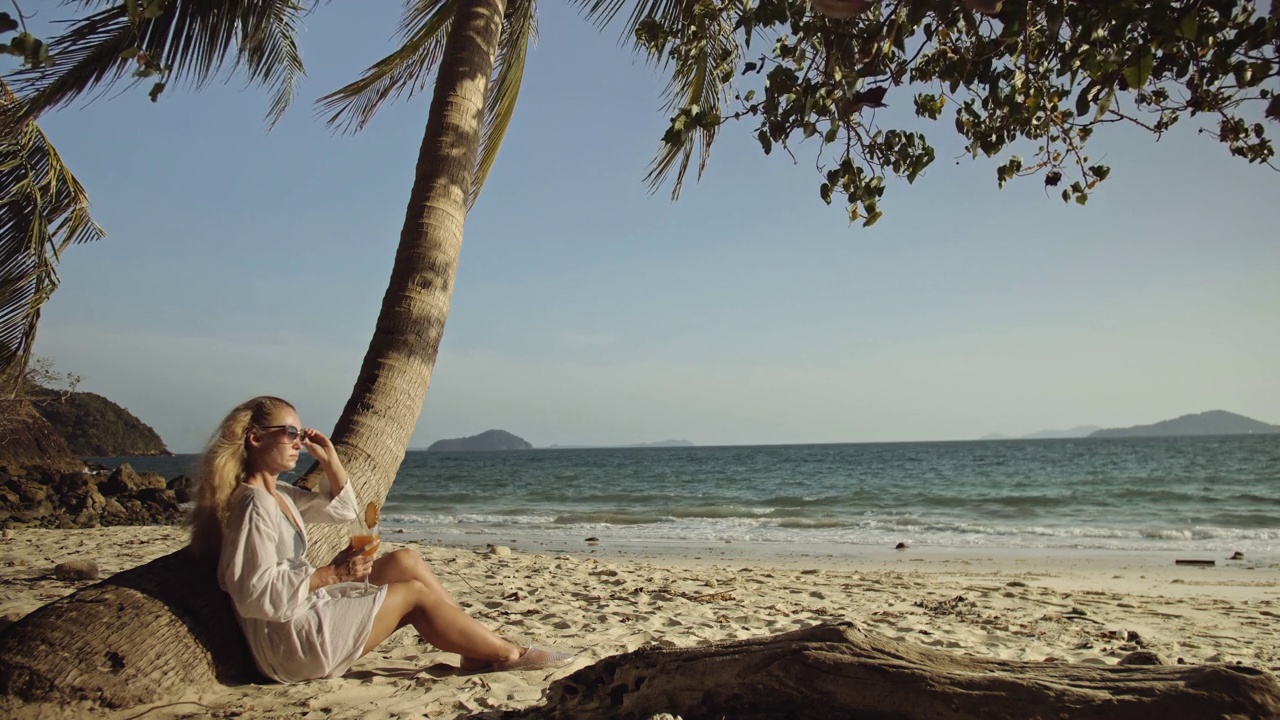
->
<box><xmin>0</xmin><ymin>0</ymin><xmax>720</xmax><ymax>713</ymax></box>
<box><xmin>296</xmin><ymin>0</ymin><xmax>732</xmax><ymax>563</ymax></box>
<box><xmin>0</xmin><ymin>80</ymin><xmax>103</xmax><ymax>393</ymax></box>
<box><xmin>294</xmin><ymin>0</ymin><xmax>531</xmax><ymax>562</ymax></box>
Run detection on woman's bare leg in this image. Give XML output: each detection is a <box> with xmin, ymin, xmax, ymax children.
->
<box><xmin>362</xmin><ymin>580</ymin><xmax>520</xmax><ymax>663</ymax></box>
<box><xmin>368</xmin><ymin>549</ymin><xmax>463</xmax><ymax>610</ymax></box>
<box><xmin>367</xmin><ymin>549</ymin><xmax>491</xmax><ymax>665</ymax></box>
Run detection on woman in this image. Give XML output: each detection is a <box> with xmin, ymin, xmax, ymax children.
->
<box><xmin>189</xmin><ymin>396</ymin><xmax>573</xmax><ymax>683</ymax></box>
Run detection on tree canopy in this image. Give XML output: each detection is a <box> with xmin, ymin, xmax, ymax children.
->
<box><xmin>633</xmin><ymin>0</ymin><xmax>1280</xmax><ymax>225</ymax></box>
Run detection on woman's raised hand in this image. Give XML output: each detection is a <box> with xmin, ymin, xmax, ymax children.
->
<box><xmin>300</xmin><ymin>428</ymin><xmax>339</xmax><ymax>466</ymax></box>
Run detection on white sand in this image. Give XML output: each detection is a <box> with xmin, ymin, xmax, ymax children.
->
<box><xmin>2</xmin><ymin>527</ymin><xmax>1278</xmax><ymax>719</ymax></box>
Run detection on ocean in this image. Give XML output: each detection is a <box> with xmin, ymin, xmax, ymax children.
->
<box><xmin>98</xmin><ymin>435</ymin><xmax>1280</xmax><ymax>556</ymax></box>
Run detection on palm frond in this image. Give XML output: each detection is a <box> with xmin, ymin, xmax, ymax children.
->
<box><xmin>568</xmin><ymin>0</ymin><xmax>736</xmax><ymax>198</ymax></box>
<box><xmin>640</xmin><ymin>4</ymin><xmax>737</xmax><ymax>199</ymax></box>
<box><xmin>316</xmin><ymin>0</ymin><xmax>461</xmax><ymax>134</ymax></box>
<box><xmin>568</xmin><ymin>0</ymin><xmax>629</xmax><ymax>30</ymax></box>
<box><xmin>470</xmin><ymin>0</ymin><xmax>537</xmax><ymax>206</ymax></box>
<box><xmin>6</xmin><ymin>0</ymin><xmax>310</xmax><ymax>127</ymax></box>
<box><xmin>0</xmin><ymin>81</ymin><xmax>104</xmax><ymax>378</ymax></box>
<box><xmin>243</xmin><ymin>0</ymin><xmax>307</xmax><ymax>128</ymax></box>
<box><xmin>569</xmin><ymin>0</ymin><xmax>687</xmax><ymax>38</ymax></box>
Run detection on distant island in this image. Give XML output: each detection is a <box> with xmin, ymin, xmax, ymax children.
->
<box><xmin>545</xmin><ymin>440</ymin><xmax>695</xmax><ymax>449</ymax></box>
<box><xmin>1089</xmin><ymin>410</ymin><xmax>1279</xmax><ymax>438</ymax></box>
<box><xmin>982</xmin><ymin>411</ymin><xmax>1278</xmax><ymax>441</ymax></box>
<box><xmin>980</xmin><ymin>426</ymin><xmax>1100</xmax><ymax>441</ymax></box>
<box><xmin>425</xmin><ymin>429</ymin><xmax>532</xmax><ymax>451</ymax></box>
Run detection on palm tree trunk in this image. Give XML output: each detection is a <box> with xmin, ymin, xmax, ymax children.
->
<box><xmin>0</xmin><ymin>0</ymin><xmax>507</xmax><ymax>713</ymax></box>
<box><xmin>0</xmin><ymin>549</ymin><xmax>257</xmax><ymax>717</ymax></box>
<box><xmin>299</xmin><ymin>0</ymin><xmax>507</xmax><ymax>566</ymax></box>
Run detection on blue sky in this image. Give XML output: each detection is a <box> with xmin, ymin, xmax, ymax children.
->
<box><xmin>17</xmin><ymin>3</ymin><xmax>1280</xmax><ymax>452</ymax></box>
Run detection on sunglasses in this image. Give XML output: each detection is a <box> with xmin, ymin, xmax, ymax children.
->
<box><xmin>257</xmin><ymin>425</ymin><xmax>306</xmax><ymax>442</ymax></box>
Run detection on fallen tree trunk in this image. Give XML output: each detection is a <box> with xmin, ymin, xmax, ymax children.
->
<box><xmin>0</xmin><ymin>547</ymin><xmax>256</xmax><ymax>719</ymax></box>
<box><xmin>500</xmin><ymin>622</ymin><xmax>1280</xmax><ymax>720</ymax></box>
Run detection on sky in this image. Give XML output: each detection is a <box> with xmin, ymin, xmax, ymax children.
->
<box><xmin>14</xmin><ymin>3</ymin><xmax>1280</xmax><ymax>453</ymax></box>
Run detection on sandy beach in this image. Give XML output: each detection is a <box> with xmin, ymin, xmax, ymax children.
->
<box><xmin>2</xmin><ymin>526</ymin><xmax>1278</xmax><ymax>719</ymax></box>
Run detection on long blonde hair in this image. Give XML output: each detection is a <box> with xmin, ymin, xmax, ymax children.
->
<box><xmin>189</xmin><ymin>395</ymin><xmax>295</xmax><ymax>561</ymax></box>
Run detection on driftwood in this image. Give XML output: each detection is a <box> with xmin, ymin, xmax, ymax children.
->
<box><xmin>0</xmin><ymin>548</ymin><xmax>257</xmax><ymax>719</ymax></box>
<box><xmin>500</xmin><ymin>623</ymin><xmax>1280</xmax><ymax>720</ymax></box>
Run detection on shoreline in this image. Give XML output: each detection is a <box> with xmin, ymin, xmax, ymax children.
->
<box><xmin>401</xmin><ymin>529</ymin><xmax>1278</xmax><ymax>568</ymax></box>
<box><xmin>3</xmin><ymin>526</ymin><xmax>1278</xmax><ymax>719</ymax></box>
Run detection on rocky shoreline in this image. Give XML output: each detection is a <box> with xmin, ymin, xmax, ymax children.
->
<box><xmin>0</xmin><ymin>463</ymin><xmax>192</xmax><ymax>529</ymax></box>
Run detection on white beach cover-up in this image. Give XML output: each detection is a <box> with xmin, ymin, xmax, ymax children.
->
<box><xmin>218</xmin><ymin>479</ymin><xmax>387</xmax><ymax>683</ymax></box>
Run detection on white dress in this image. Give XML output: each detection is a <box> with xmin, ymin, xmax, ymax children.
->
<box><xmin>218</xmin><ymin>479</ymin><xmax>387</xmax><ymax>683</ymax></box>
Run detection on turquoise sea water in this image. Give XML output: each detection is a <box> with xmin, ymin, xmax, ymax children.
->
<box><xmin>100</xmin><ymin>435</ymin><xmax>1280</xmax><ymax>554</ymax></box>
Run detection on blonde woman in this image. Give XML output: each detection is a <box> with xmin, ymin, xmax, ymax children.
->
<box><xmin>190</xmin><ymin>396</ymin><xmax>573</xmax><ymax>683</ymax></box>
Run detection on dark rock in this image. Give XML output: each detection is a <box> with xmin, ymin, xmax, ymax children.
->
<box><xmin>56</xmin><ymin>473</ymin><xmax>106</xmax><ymax>512</ymax></box>
<box><xmin>100</xmin><ymin>498</ymin><xmax>127</xmax><ymax>524</ymax></box>
<box><xmin>0</xmin><ymin>462</ymin><xmax>185</xmax><ymax>529</ymax></box>
<box><xmin>895</xmin><ymin>542</ymin><xmax>909</xmax><ymax>550</ymax></box>
<box><xmin>13</xmin><ymin>478</ymin><xmax>49</xmax><ymax>504</ymax></box>
<box><xmin>53</xmin><ymin>559</ymin><xmax>100</xmax><ymax>581</ymax></box>
<box><xmin>0</xmin><ymin>612</ymin><xmax>21</xmax><ymax>631</ymax></box>
<box><xmin>71</xmin><ymin>508</ymin><xmax>100</xmax><ymax>528</ymax></box>
<box><xmin>136</xmin><ymin>488</ymin><xmax>179</xmax><ymax>511</ymax></box>
<box><xmin>117</xmin><ymin>498</ymin><xmax>145</xmax><ymax>523</ymax></box>
<box><xmin>1229</xmin><ymin>551</ymin><xmax>1245</xmax><ymax>561</ymax></box>
<box><xmin>11</xmin><ymin>500</ymin><xmax>53</xmax><ymax>523</ymax></box>
<box><xmin>1118</xmin><ymin>650</ymin><xmax>1165</xmax><ymax>666</ymax></box>
<box><xmin>168</xmin><ymin>475</ymin><xmax>197</xmax><ymax>503</ymax></box>
<box><xmin>101</xmin><ymin>464</ymin><xmax>166</xmax><ymax>496</ymax></box>
<box><xmin>585</xmin><ymin>537</ymin><xmax>600</xmax><ymax>543</ymax></box>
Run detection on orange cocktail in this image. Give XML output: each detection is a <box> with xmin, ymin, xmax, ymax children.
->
<box><xmin>349</xmin><ymin>534</ymin><xmax>379</xmax><ymax>557</ymax></box>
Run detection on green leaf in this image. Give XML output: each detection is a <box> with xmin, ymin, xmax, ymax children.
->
<box><xmin>1093</xmin><ymin>89</ymin><xmax>1115</xmax><ymax>121</ymax></box>
<box><xmin>863</xmin><ymin>210</ymin><xmax>883</xmax><ymax>228</ymax></box>
<box><xmin>1075</xmin><ymin>193</ymin><xmax>1088</xmax><ymax>206</ymax></box>
<box><xmin>1123</xmin><ymin>50</ymin><xmax>1155</xmax><ymax>89</ymax></box>
<box><xmin>119</xmin><ymin>47</ymin><xmax>140</xmax><ymax>60</ymax></box>
<box><xmin>1177</xmin><ymin>14</ymin><xmax>1198</xmax><ymax>41</ymax></box>
<box><xmin>757</xmin><ymin>130</ymin><xmax>772</xmax><ymax>156</ymax></box>
<box><xmin>1075</xmin><ymin>90</ymin><xmax>1090</xmax><ymax>118</ymax></box>
<box><xmin>819</xmin><ymin>182</ymin><xmax>832</xmax><ymax>205</ymax></box>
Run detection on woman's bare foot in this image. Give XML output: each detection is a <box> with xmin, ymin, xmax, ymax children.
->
<box><xmin>492</xmin><ymin>645</ymin><xmax>575</xmax><ymax>672</ymax></box>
